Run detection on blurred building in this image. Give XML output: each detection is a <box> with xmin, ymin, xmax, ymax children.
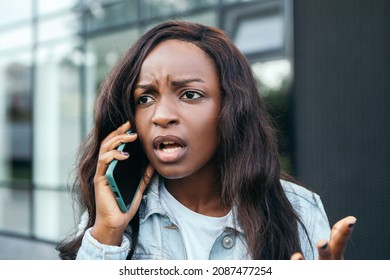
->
<box><xmin>0</xmin><ymin>0</ymin><xmax>389</xmax><ymax>259</ymax></box>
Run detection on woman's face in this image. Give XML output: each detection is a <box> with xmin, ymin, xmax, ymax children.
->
<box><xmin>134</xmin><ymin>39</ymin><xmax>221</xmax><ymax>179</ymax></box>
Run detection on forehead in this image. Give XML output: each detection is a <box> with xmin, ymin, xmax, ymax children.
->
<box><xmin>139</xmin><ymin>39</ymin><xmax>217</xmax><ymax>80</ymax></box>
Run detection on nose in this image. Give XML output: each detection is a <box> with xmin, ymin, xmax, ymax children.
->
<box><xmin>151</xmin><ymin>97</ymin><xmax>179</xmax><ymax>128</ymax></box>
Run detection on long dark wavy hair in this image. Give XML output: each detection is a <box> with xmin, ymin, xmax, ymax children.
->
<box><xmin>57</xmin><ymin>20</ymin><xmax>307</xmax><ymax>260</ymax></box>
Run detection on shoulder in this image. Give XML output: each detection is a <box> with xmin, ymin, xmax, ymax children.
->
<box><xmin>281</xmin><ymin>179</ymin><xmax>322</xmax><ymax>209</ymax></box>
<box><xmin>280</xmin><ymin>179</ymin><xmax>330</xmax><ymax>231</ymax></box>
<box><xmin>281</xmin><ymin>179</ymin><xmax>331</xmax><ymax>259</ymax></box>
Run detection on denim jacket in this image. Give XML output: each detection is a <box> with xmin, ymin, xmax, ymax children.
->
<box><xmin>76</xmin><ymin>175</ymin><xmax>330</xmax><ymax>260</ymax></box>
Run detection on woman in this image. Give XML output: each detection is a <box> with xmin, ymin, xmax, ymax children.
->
<box><xmin>57</xmin><ymin>20</ymin><xmax>355</xmax><ymax>260</ymax></box>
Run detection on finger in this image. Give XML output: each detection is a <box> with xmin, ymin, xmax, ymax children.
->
<box><xmin>95</xmin><ymin>149</ymin><xmax>131</xmax><ymax>179</ymax></box>
<box><xmin>329</xmin><ymin>216</ymin><xmax>357</xmax><ymax>259</ymax></box>
<box><xmin>290</xmin><ymin>252</ymin><xmax>305</xmax><ymax>260</ymax></box>
<box><xmin>317</xmin><ymin>240</ymin><xmax>333</xmax><ymax>260</ymax></box>
<box><xmin>100</xmin><ymin>131</ymin><xmax>138</xmax><ymax>154</ymax></box>
<box><xmin>109</xmin><ymin>121</ymin><xmax>132</xmax><ymax>138</ymax></box>
<box><xmin>101</xmin><ymin>121</ymin><xmax>132</xmax><ymax>145</ymax></box>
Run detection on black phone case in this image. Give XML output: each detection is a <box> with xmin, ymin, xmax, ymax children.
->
<box><xmin>105</xmin><ymin>131</ymin><xmax>147</xmax><ymax>212</ymax></box>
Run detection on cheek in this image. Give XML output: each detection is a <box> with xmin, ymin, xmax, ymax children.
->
<box><xmin>191</xmin><ymin>114</ymin><xmax>220</xmax><ymax>154</ymax></box>
<box><xmin>134</xmin><ymin>109</ymin><xmax>148</xmax><ymax>133</ymax></box>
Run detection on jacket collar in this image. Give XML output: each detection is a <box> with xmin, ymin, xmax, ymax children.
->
<box><xmin>139</xmin><ymin>173</ymin><xmax>244</xmax><ymax>234</ymax></box>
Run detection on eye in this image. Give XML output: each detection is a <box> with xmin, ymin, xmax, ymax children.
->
<box><xmin>136</xmin><ymin>95</ymin><xmax>154</xmax><ymax>105</ymax></box>
<box><xmin>181</xmin><ymin>91</ymin><xmax>202</xmax><ymax>100</ymax></box>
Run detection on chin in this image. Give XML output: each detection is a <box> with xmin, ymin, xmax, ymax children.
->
<box><xmin>154</xmin><ymin>166</ymin><xmax>193</xmax><ymax>180</ymax></box>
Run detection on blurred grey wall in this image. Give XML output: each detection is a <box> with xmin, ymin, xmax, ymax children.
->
<box><xmin>292</xmin><ymin>0</ymin><xmax>390</xmax><ymax>259</ymax></box>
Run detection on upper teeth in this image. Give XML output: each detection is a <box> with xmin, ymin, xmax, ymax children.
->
<box><xmin>160</xmin><ymin>141</ymin><xmax>182</xmax><ymax>153</ymax></box>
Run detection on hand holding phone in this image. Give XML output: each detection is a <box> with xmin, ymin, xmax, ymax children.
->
<box><xmin>105</xmin><ymin>129</ymin><xmax>145</xmax><ymax>212</ymax></box>
<box><xmin>91</xmin><ymin>123</ymin><xmax>154</xmax><ymax>246</ymax></box>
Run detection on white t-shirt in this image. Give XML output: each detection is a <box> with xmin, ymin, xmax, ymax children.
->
<box><xmin>160</xmin><ymin>185</ymin><xmax>232</xmax><ymax>259</ymax></box>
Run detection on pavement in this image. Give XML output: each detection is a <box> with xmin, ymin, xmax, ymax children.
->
<box><xmin>0</xmin><ymin>234</ymin><xmax>60</xmax><ymax>260</ymax></box>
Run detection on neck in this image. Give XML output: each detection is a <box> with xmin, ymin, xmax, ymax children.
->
<box><xmin>164</xmin><ymin>162</ymin><xmax>228</xmax><ymax>217</ymax></box>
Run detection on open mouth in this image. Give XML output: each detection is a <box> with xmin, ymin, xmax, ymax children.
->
<box><xmin>159</xmin><ymin>141</ymin><xmax>184</xmax><ymax>153</ymax></box>
<box><xmin>153</xmin><ymin>135</ymin><xmax>186</xmax><ymax>163</ymax></box>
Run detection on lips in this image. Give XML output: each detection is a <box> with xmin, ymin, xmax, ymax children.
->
<box><xmin>152</xmin><ymin>135</ymin><xmax>186</xmax><ymax>163</ymax></box>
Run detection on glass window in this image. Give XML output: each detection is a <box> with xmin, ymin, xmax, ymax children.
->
<box><xmin>223</xmin><ymin>0</ymin><xmax>255</xmax><ymax>3</ymax></box>
<box><xmin>140</xmin><ymin>0</ymin><xmax>218</xmax><ymax>19</ymax></box>
<box><xmin>223</xmin><ymin>0</ymin><xmax>288</xmax><ymax>61</ymax></box>
<box><xmin>33</xmin><ymin>40</ymin><xmax>82</xmax><ymax>240</ymax></box>
<box><xmin>34</xmin><ymin>41</ymin><xmax>82</xmax><ymax>189</ymax></box>
<box><xmin>0</xmin><ymin>1</ymin><xmax>32</xmax><ymax>26</ymax></box>
<box><xmin>178</xmin><ymin>11</ymin><xmax>218</xmax><ymax>27</ymax></box>
<box><xmin>34</xmin><ymin>188</ymin><xmax>79</xmax><ymax>241</ymax></box>
<box><xmin>140</xmin><ymin>11</ymin><xmax>218</xmax><ymax>34</ymax></box>
<box><xmin>0</xmin><ymin>52</ymin><xmax>32</xmax><ymax>182</ymax></box>
<box><xmin>85</xmin><ymin>28</ymin><xmax>138</xmax><ymax>129</ymax></box>
<box><xmin>85</xmin><ymin>1</ymin><xmax>138</xmax><ymax>33</ymax></box>
<box><xmin>234</xmin><ymin>15</ymin><xmax>284</xmax><ymax>55</ymax></box>
<box><xmin>37</xmin><ymin>13</ymin><xmax>80</xmax><ymax>43</ymax></box>
<box><xmin>0</xmin><ymin>186</ymin><xmax>31</xmax><ymax>234</ymax></box>
<box><xmin>0</xmin><ymin>26</ymin><xmax>33</xmax><ymax>51</ymax></box>
<box><xmin>37</xmin><ymin>0</ymin><xmax>78</xmax><ymax>16</ymax></box>
<box><xmin>0</xmin><ymin>51</ymin><xmax>32</xmax><ymax>235</ymax></box>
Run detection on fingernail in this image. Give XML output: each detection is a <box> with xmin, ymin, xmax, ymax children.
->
<box><xmin>126</xmin><ymin>130</ymin><xmax>136</xmax><ymax>136</ymax></box>
<box><xmin>121</xmin><ymin>151</ymin><xmax>129</xmax><ymax>156</ymax></box>
<box><xmin>348</xmin><ymin>217</ymin><xmax>357</xmax><ymax>229</ymax></box>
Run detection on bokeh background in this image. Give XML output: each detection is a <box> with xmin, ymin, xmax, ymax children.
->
<box><xmin>0</xmin><ymin>0</ymin><xmax>389</xmax><ymax>259</ymax></box>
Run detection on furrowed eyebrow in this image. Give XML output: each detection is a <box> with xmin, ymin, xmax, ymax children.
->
<box><xmin>134</xmin><ymin>78</ymin><xmax>205</xmax><ymax>90</ymax></box>
<box><xmin>171</xmin><ymin>78</ymin><xmax>205</xmax><ymax>87</ymax></box>
<box><xmin>134</xmin><ymin>83</ymin><xmax>156</xmax><ymax>90</ymax></box>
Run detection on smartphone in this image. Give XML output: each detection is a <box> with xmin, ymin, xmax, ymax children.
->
<box><xmin>105</xmin><ymin>129</ymin><xmax>146</xmax><ymax>212</ymax></box>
